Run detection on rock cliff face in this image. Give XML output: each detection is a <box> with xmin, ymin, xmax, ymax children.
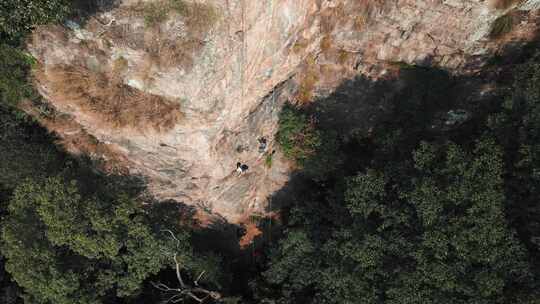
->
<box><xmin>28</xmin><ymin>0</ymin><xmax>540</xmax><ymax>223</ymax></box>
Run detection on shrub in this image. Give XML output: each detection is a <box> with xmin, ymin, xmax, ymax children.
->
<box><xmin>118</xmin><ymin>0</ymin><xmax>218</xmax><ymax>71</ymax></box>
<box><xmin>277</xmin><ymin>105</ymin><xmax>321</xmax><ymax>166</ymax></box>
<box><xmin>0</xmin><ymin>177</ymin><xmax>186</xmax><ymax>303</ymax></box>
<box><xmin>292</xmin><ymin>37</ymin><xmax>309</xmax><ymax>54</ymax></box>
<box><xmin>320</xmin><ymin>35</ymin><xmax>333</xmax><ymax>54</ymax></box>
<box><xmin>0</xmin><ymin>108</ymin><xmax>64</xmax><ymax>190</ymax></box>
<box><xmin>265</xmin><ymin>153</ymin><xmax>273</xmax><ymax>168</ymax></box>
<box><xmin>112</xmin><ymin>56</ymin><xmax>128</xmax><ymax>75</ymax></box>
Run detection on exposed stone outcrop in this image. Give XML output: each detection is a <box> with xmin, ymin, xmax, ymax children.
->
<box><xmin>27</xmin><ymin>0</ymin><xmax>540</xmax><ymax>224</ymax></box>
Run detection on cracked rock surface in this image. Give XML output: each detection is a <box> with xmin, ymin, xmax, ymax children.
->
<box><xmin>28</xmin><ymin>0</ymin><xmax>540</xmax><ymax>223</ymax></box>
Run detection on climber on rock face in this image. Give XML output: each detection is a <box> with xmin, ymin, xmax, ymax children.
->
<box><xmin>236</xmin><ymin>162</ymin><xmax>249</xmax><ymax>176</ymax></box>
<box><xmin>258</xmin><ymin>137</ymin><xmax>267</xmax><ymax>153</ymax></box>
<box><xmin>236</xmin><ymin>162</ymin><xmax>242</xmax><ymax>175</ymax></box>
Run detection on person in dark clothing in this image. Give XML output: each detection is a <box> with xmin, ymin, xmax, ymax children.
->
<box><xmin>258</xmin><ymin>137</ymin><xmax>267</xmax><ymax>153</ymax></box>
<box><xmin>236</xmin><ymin>162</ymin><xmax>249</xmax><ymax>176</ymax></box>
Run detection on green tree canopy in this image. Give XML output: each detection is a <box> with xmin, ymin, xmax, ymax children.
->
<box><xmin>0</xmin><ymin>177</ymin><xmax>204</xmax><ymax>304</ymax></box>
<box><xmin>0</xmin><ymin>0</ymin><xmax>71</xmax><ymax>45</ymax></box>
<box><xmin>262</xmin><ymin>139</ymin><xmax>533</xmax><ymax>304</ymax></box>
<box><xmin>261</xmin><ymin>63</ymin><xmax>540</xmax><ymax>303</ymax></box>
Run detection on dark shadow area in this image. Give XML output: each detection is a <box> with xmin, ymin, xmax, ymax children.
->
<box><xmin>147</xmin><ymin>199</ymin><xmax>199</xmax><ymax>230</ymax></box>
<box><xmin>246</xmin><ymin>38</ymin><xmax>540</xmax><ymax>303</ymax></box>
<box><xmin>265</xmin><ymin>38</ymin><xmax>540</xmax><ymax>216</ymax></box>
<box><xmin>70</xmin><ymin>0</ymin><xmax>121</xmax><ymax>21</ymax></box>
<box><xmin>266</xmin><ymin>65</ymin><xmax>492</xmax><ymax>215</ymax></box>
<box><xmin>190</xmin><ymin>216</ymin><xmax>255</xmax><ymax>298</ymax></box>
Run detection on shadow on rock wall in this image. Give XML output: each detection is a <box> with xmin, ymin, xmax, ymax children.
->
<box><xmin>143</xmin><ymin>34</ymin><xmax>540</xmax><ymax>301</ymax></box>
<box><xmin>72</xmin><ymin>0</ymin><xmax>120</xmax><ymax>19</ymax></box>
<box><xmin>254</xmin><ymin>36</ymin><xmax>540</xmax><ymax>257</ymax></box>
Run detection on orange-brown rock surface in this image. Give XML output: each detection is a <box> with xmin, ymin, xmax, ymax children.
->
<box><xmin>27</xmin><ymin>0</ymin><xmax>540</xmax><ymax>223</ymax></box>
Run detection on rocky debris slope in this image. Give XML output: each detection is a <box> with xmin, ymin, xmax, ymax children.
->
<box><xmin>28</xmin><ymin>0</ymin><xmax>540</xmax><ymax>223</ymax></box>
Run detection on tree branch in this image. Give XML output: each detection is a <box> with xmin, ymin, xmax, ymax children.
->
<box><xmin>173</xmin><ymin>253</ymin><xmax>186</xmax><ymax>288</ymax></box>
<box><xmin>194</xmin><ymin>270</ymin><xmax>205</xmax><ymax>286</ymax></box>
<box><xmin>152</xmin><ymin>229</ymin><xmax>222</xmax><ymax>303</ymax></box>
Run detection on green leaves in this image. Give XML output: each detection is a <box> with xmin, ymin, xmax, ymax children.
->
<box><xmin>277</xmin><ymin>104</ymin><xmax>342</xmax><ymax>180</ymax></box>
<box><xmin>403</xmin><ymin>139</ymin><xmax>531</xmax><ymax>303</ymax></box>
<box><xmin>1</xmin><ymin>177</ymin><xmax>174</xmax><ymax>303</ymax></box>
<box><xmin>264</xmin><ymin>230</ymin><xmax>318</xmax><ymax>288</ymax></box>
<box><xmin>345</xmin><ymin>170</ymin><xmax>386</xmax><ymax>218</ymax></box>
<box><xmin>0</xmin><ymin>44</ymin><xmax>37</xmax><ymax>109</ymax></box>
<box><xmin>277</xmin><ymin>105</ymin><xmax>322</xmax><ymax>166</ymax></box>
<box><xmin>268</xmin><ymin>138</ymin><xmax>532</xmax><ymax>303</ymax></box>
<box><xmin>0</xmin><ymin>0</ymin><xmax>71</xmax><ymax>45</ymax></box>
<box><xmin>268</xmin><ymin>62</ymin><xmax>540</xmax><ymax>303</ymax></box>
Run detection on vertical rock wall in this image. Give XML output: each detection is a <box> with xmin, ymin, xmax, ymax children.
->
<box><xmin>28</xmin><ymin>0</ymin><xmax>540</xmax><ymax>223</ymax></box>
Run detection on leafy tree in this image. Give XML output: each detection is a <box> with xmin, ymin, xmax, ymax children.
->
<box><xmin>0</xmin><ymin>108</ymin><xmax>64</xmax><ymax>190</ymax></box>
<box><xmin>0</xmin><ymin>44</ymin><xmax>38</xmax><ymax>109</ymax></box>
<box><xmin>480</xmin><ymin>60</ymin><xmax>540</xmax><ymax>289</ymax></box>
<box><xmin>390</xmin><ymin>139</ymin><xmax>532</xmax><ymax>304</ymax></box>
<box><xmin>0</xmin><ymin>177</ymin><xmax>210</xmax><ymax>304</ymax></box>
<box><xmin>277</xmin><ymin>105</ymin><xmax>342</xmax><ymax>180</ymax></box>
<box><xmin>262</xmin><ymin>63</ymin><xmax>540</xmax><ymax>303</ymax></box>
<box><xmin>0</xmin><ymin>0</ymin><xmax>71</xmax><ymax>45</ymax></box>
<box><xmin>262</xmin><ymin>137</ymin><xmax>533</xmax><ymax>303</ymax></box>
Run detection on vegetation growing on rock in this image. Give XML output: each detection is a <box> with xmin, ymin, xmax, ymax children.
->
<box><xmin>2</xmin><ymin>1</ymin><xmax>540</xmax><ymax>304</ymax></box>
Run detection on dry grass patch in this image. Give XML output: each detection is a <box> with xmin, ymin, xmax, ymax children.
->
<box><xmin>338</xmin><ymin>49</ymin><xmax>351</xmax><ymax>64</ymax></box>
<box><xmin>489</xmin><ymin>0</ymin><xmax>522</xmax><ymax>9</ymax></box>
<box><xmin>320</xmin><ymin>3</ymin><xmax>345</xmax><ymax>33</ymax></box>
<box><xmin>145</xmin><ymin>0</ymin><xmax>217</xmax><ymax>69</ymax></box>
<box><xmin>146</xmin><ymin>36</ymin><xmax>203</xmax><ymax>70</ymax></box>
<box><xmin>352</xmin><ymin>0</ymin><xmax>387</xmax><ymax>31</ymax></box>
<box><xmin>112</xmin><ymin>56</ymin><xmax>128</xmax><ymax>75</ymax></box>
<box><xmin>104</xmin><ymin>0</ymin><xmax>218</xmax><ymax>72</ymax></box>
<box><xmin>138</xmin><ymin>0</ymin><xmax>218</xmax><ymax>32</ymax></box>
<box><xmin>295</xmin><ymin>57</ymin><xmax>320</xmax><ymax>105</ymax></box>
<box><xmin>292</xmin><ymin>37</ymin><xmax>309</xmax><ymax>54</ymax></box>
<box><xmin>19</xmin><ymin>100</ymin><xmax>132</xmax><ymax>174</ymax></box>
<box><xmin>106</xmin><ymin>23</ymin><xmax>145</xmax><ymax>49</ymax></box>
<box><xmin>490</xmin><ymin>13</ymin><xmax>515</xmax><ymax>38</ymax></box>
<box><xmin>320</xmin><ymin>35</ymin><xmax>333</xmax><ymax>54</ymax></box>
<box><xmin>40</xmin><ymin>64</ymin><xmax>182</xmax><ymax>131</ymax></box>
<box><xmin>142</xmin><ymin>1</ymin><xmax>170</xmax><ymax>27</ymax></box>
<box><xmin>182</xmin><ymin>2</ymin><xmax>219</xmax><ymax>36</ymax></box>
<box><xmin>297</xmin><ymin>72</ymin><xmax>319</xmax><ymax>104</ymax></box>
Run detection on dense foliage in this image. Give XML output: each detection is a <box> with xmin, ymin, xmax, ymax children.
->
<box><xmin>0</xmin><ymin>0</ymin><xmax>70</xmax><ymax>44</ymax></box>
<box><xmin>257</xmin><ymin>63</ymin><xmax>540</xmax><ymax>303</ymax></box>
<box><xmin>2</xmin><ymin>177</ymin><xmax>168</xmax><ymax>303</ymax></box>
<box><xmin>0</xmin><ymin>44</ymin><xmax>37</xmax><ymax>109</ymax></box>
